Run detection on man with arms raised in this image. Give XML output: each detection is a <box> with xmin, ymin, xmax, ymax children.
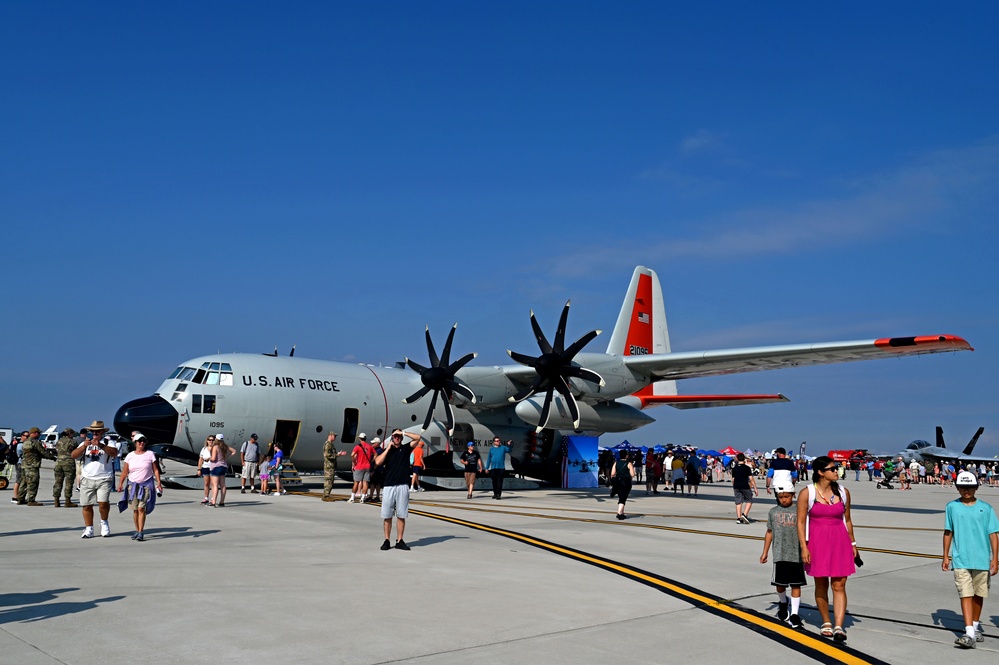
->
<box><xmin>71</xmin><ymin>420</ymin><xmax>118</xmax><ymax>538</ymax></box>
<box><xmin>374</xmin><ymin>429</ymin><xmax>422</xmax><ymax>550</ymax></box>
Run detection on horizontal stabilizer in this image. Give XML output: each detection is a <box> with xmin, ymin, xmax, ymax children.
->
<box><xmin>622</xmin><ymin>393</ymin><xmax>789</xmax><ymax>410</ymax></box>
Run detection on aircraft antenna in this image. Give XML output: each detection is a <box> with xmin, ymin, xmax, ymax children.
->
<box><xmin>290</xmin><ymin>345</ymin><xmax>296</xmax><ymax>357</ymax></box>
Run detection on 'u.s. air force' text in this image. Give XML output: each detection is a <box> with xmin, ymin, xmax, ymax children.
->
<box><xmin>242</xmin><ymin>376</ymin><xmax>340</xmax><ymax>391</ymax></box>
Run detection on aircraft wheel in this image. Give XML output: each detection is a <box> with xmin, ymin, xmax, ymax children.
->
<box><xmin>0</xmin><ymin>476</ymin><xmax>8</xmax><ymax>491</ymax></box>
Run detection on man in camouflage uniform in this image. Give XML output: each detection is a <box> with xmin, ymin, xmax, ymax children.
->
<box><xmin>16</xmin><ymin>427</ymin><xmax>49</xmax><ymax>506</ymax></box>
<box><xmin>322</xmin><ymin>431</ymin><xmax>345</xmax><ymax>502</ymax></box>
<box><xmin>52</xmin><ymin>428</ymin><xmax>79</xmax><ymax>508</ymax></box>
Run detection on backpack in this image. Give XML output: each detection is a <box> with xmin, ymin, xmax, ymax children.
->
<box><xmin>4</xmin><ymin>444</ymin><xmax>18</xmax><ymax>465</ymax></box>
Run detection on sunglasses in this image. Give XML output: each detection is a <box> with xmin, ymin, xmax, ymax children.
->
<box><xmin>819</xmin><ymin>465</ymin><xmax>839</xmax><ymax>473</ymax></box>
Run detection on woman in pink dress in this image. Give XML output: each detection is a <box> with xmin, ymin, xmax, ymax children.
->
<box><xmin>797</xmin><ymin>455</ymin><xmax>859</xmax><ymax>643</ymax></box>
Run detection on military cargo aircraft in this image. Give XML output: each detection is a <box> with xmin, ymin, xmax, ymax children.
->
<box><xmin>113</xmin><ymin>266</ymin><xmax>972</xmax><ymax>486</ymax></box>
<box><xmin>898</xmin><ymin>427</ymin><xmax>992</xmax><ymax>465</ymax></box>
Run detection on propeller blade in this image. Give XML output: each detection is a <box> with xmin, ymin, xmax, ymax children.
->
<box><xmin>440</xmin><ymin>323</ymin><xmax>458</xmax><ymax>367</ymax></box>
<box><xmin>447</xmin><ymin>351</ymin><xmax>477</xmax><ymax>373</ymax></box>
<box><xmin>529</xmin><ymin>310</ymin><xmax>553</xmax><ymax>355</ymax></box>
<box><xmin>446</xmin><ymin>379</ymin><xmax>476</xmax><ymax>404</ymax></box>
<box><xmin>566</xmin><ymin>365</ymin><xmax>606</xmax><ymax>387</ymax></box>
<box><xmin>421</xmin><ymin>390</ymin><xmax>440</xmax><ymax>432</ymax></box>
<box><xmin>562</xmin><ymin>329</ymin><xmax>602</xmax><ymax>359</ymax></box>
<box><xmin>535</xmin><ymin>387</ymin><xmax>556</xmax><ymax>433</ymax></box>
<box><xmin>402</xmin><ymin>385</ymin><xmax>432</xmax><ymax>405</ymax></box>
<box><xmin>424</xmin><ymin>326</ymin><xmax>440</xmax><ymax>368</ymax></box>
<box><xmin>507</xmin><ymin>350</ymin><xmax>538</xmax><ymax>367</ymax></box>
<box><xmin>405</xmin><ymin>358</ymin><xmax>429</xmax><ymax>374</ymax></box>
<box><xmin>554</xmin><ymin>376</ymin><xmax>581</xmax><ymax>429</ymax></box>
<box><xmin>509</xmin><ymin>376</ymin><xmax>544</xmax><ymax>402</ymax></box>
<box><xmin>441</xmin><ymin>397</ymin><xmax>456</xmax><ymax>433</ymax></box>
<box><xmin>553</xmin><ymin>300</ymin><xmax>571</xmax><ymax>354</ymax></box>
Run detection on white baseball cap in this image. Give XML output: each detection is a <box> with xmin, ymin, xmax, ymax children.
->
<box><xmin>216</xmin><ymin>434</ymin><xmax>225</xmax><ymax>440</ymax></box>
<box><xmin>955</xmin><ymin>471</ymin><xmax>979</xmax><ymax>486</ymax></box>
<box><xmin>772</xmin><ymin>481</ymin><xmax>795</xmax><ymax>494</ymax></box>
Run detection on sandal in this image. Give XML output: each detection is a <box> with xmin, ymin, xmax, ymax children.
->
<box><xmin>820</xmin><ymin>623</ymin><xmax>834</xmax><ymax>638</ymax></box>
<box><xmin>833</xmin><ymin>626</ymin><xmax>847</xmax><ymax>642</ymax></box>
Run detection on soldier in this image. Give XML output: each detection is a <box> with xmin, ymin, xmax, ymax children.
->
<box><xmin>322</xmin><ymin>431</ymin><xmax>346</xmax><ymax>502</ymax></box>
<box><xmin>53</xmin><ymin>428</ymin><xmax>79</xmax><ymax>508</ymax></box>
<box><xmin>16</xmin><ymin>427</ymin><xmax>49</xmax><ymax>506</ymax></box>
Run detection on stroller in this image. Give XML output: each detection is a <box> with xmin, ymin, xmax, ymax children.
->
<box><xmin>876</xmin><ymin>469</ymin><xmax>898</xmax><ymax>490</ymax></box>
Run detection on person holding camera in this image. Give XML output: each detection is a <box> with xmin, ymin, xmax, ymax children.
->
<box><xmin>71</xmin><ymin>420</ymin><xmax>118</xmax><ymax>538</ymax></box>
<box><xmin>374</xmin><ymin>429</ymin><xmax>423</xmax><ymax>551</ymax></box>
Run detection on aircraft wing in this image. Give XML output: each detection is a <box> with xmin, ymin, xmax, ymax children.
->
<box><xmin>622</xmin><ymin>335</ymin><xmax>972</xmax><ymax>381</ymax></box>
<box><xmin>914</xmin><ymin>449</ymin><xmax>997</xmax><ymax>464</ymax></box>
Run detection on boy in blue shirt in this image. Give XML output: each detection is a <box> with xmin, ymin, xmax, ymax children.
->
<box><xmin>943</xmin><ymin>471</ymin><xmax>999</xmax><ymax>648</ymax></box>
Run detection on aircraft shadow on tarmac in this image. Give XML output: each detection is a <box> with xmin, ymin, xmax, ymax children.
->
<box><xmin>0</xmin><ymin>594</ymin><xmax>124</xmax><ymax>624</ymax></box>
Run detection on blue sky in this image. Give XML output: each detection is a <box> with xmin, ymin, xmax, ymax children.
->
<box><xmin>2</xmin><ymin>2</ymin><xmax>996</xmax><ymax>456</ymax></box>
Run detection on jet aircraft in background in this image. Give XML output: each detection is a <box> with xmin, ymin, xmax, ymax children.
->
<box><xmin>898</xmin><ymin>427</ymin><xmax>993</xmax><ymax>465</ymax></box>
<box><xmin>113</xmin><ymin>265</ymin><xmax>973</xmax><ymax>487</ymax></box>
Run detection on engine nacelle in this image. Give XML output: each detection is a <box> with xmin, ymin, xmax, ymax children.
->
<box><xmin>514</xmin><ymin>398</ymin><xmax>654</xmax><ymax>432</ymax></box>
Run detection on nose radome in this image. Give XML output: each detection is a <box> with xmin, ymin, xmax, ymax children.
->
<box><xmin>113</xmin><ymin>395</ymin><xmax>179</xmax><ymax>445</ymax></box>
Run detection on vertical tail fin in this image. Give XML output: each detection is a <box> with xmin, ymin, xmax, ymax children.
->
<box><xmin>962</xmin><ymin>427</ymin><xmax>985</xmax><ymax>456</ymax></box>
<box><xmin>935</xmin><ymin>426</ymin><xmax>945</xmax><ymax>448</ymax></box>
<box><xmin>606</xmin><ymin>266</ymin><xmax>675</xmax><ymax>398</ymax></box>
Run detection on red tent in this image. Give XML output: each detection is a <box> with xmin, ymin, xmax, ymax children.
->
<box><xmin>718</xmin><ymin>446</ymin><xmax>741</xmax><ymax>456</ymax></box>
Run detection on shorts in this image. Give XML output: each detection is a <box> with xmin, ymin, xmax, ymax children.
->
<box><xmin>380</xmin><ymin>484</ymin><xmax>410</xmax><ymax>520</ymax></box>
<box><xmin>80</xmin><ymin>476</ymin><xmax>113</xmax><ymax>505</ymax></box>
<box><xmin>260</xmin><ymin>472</ymin><xmax>270</xmax><ymax>481</ymax></box>
<box><xmin>464</xmin><ymin>471</ymin><xmax>477</xmax><ymax>486</ymax></box>
<box><xmin>241</xmin><ymin>462</ymin><xmax>258</xmax><ymax>480</ymax></box>
<box><xmin>352</xmin><ymin>469</ymin><xmax>371</xmax><ymax>483</ymax></box>
<box><xmin>771</xmin><ymin>561</ymin><xmax>807</xmax><ymax>588</ymax></box>
<box><xmin>210</xmin><ymin>466</ymin><xmax>226</xmax><ymax>477</ymax></box>
<box><xmin>954</xmin><ymin>569</ymin><xmax>991</xmax><ymax>598</ymax></box>
<box><xmin>14</xmin><ymin>464</ymin><xmax>23</xmax><ymax>483</ymax></box>
<box><xmin>733</xmin><ymin>488</ymin><xmax>754</xmax><ymax>505</ymax></box>
<box><xmin>411</xmin><ymin>465</ymin><xmax>424</xmax><ymax>475</ymax></box>
<box><xmin>128</xmin><ymin>485</ymin><xmax>152</xmax><ymax>510</ymax></box>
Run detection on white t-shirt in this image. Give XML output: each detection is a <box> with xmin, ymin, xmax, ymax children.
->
<box><xmin>77</xmin><ymin>441</ymin><xmax>116</xmax><ymax>479</ymax></box>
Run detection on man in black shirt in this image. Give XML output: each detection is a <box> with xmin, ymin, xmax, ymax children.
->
<box><xmin>732</xmin><ymin>453</ymin><xmax>758</xmax><ymax>524</ymax></box>
<box><xmin>374</xmin><ymin>429</ymin><xmax>423</xmax><ymax>551</ymax></box>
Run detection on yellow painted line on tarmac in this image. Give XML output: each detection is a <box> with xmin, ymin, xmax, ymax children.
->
<box><xmin>408</xmin><ymin>507</ymin><xmax>890</xmax><ymax>665</ymax></box>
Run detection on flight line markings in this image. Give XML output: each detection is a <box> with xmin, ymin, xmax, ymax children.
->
<box><xmin>406</xmin><ymin>506</ymin><xmax>891</xmax><ymax>665</ymax></box>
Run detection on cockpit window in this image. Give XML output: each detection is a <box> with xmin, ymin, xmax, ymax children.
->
<box><xmin>206</xmin><ymin>372</ymin><xmax>220</xmax><ymax>385</ymax></box>
<box><xmin>193</xmin><ymin>368</ymin><xmax>207</xmax><ymax>384</ymax></box>
<box><xmin>220</xmin><ymin>372</ymin><xmax>233</xmax><ymax>386</ymax></box>
<box><xmin>168</xmin><ymin>367</ymin><xmax>184</xmax><ymax>380</ymax></box>
<box><xmin>178</xmin><ymin>367</ymin><xmax>197</xmax><ymax>381</ymax></box>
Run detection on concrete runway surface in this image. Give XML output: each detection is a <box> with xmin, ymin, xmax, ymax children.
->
<box><xmin>2</xmin><ymin>463</ymin><xmax>997</xmax><ymax>664</ymax></box>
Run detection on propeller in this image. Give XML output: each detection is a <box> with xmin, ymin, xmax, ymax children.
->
<box><xmin>507</xmin><ymin>300</ymin><xmax>605</xmax><ymax>432</ymax></box>
<box><xmin>402</xmin><ymin>324</ymin><xmax>477</xmax><ymax>433</ymax></box>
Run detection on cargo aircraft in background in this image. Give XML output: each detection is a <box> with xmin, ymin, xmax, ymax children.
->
<box><xmin>114</xmin><ymin>266</ymin><xmax>973</xmax><ymax>487</ymax></box>
<box><xmin>898</xmin><ymin>427</ymin><xmax>994</xmax><ymax>465</ymax></box>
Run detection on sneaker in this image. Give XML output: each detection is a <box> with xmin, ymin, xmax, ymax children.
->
<box><xmin>975</xmin><ymin>628</ymin><xmax>985</xmax><ymax>643</ymax></box>
<box><xmin>100</xmin><ymin>522</ymin><xmax>110</xmax><ymax>537</ymax></box>
<box><xmin>418</xmin><ymin>488</ymin><xmax>424</xmax><ymax>492</ymax></box>
<box><xmin>135</xmin><ymin>532</ymin><xmax>145</xmax><ymax>542</ymax></box>
<box><xmin>279</xmin><ymin>491</ymin><xmax>287</xmax><ymax>495</ymax></box>
<box><xmin>787</xmin><ymin>614</ymin><xmax>804</xmax><ymax>629</ymax></box>
<box><xmin>321</xmin><ymin>496</ymin><xmax>334</xmax><ymax>502</ymax></box>
<box><xmin>131</xmin><ymin>532</ymin><xmax>139</xmax><ymax>540</ymax></box>
<box><xmin>250</xmin><ymin>489</ymin><xmax>259</xmax><ymax>493</ymax></box>
<box><xmin>81</xmin><ymin>527</ymin><xmax>94</xmax><ymax>539</ymax></box>
<box><xmin>240</xmin><ymin>489</ymin><xmax>246</xmax><ymax>494</ymax></box>
<box><xmin>347</xmin><ymin>496</ymin><xmax>355</xmax><ymax>503</ymax></box>
<box><xmin>777</xmin><ymin>602</ymin><xmax>789</xmax><ymax>622</ymax></box>
<box><xmin>359</xmin><ymin>497</ymin><xmax>366</xmax><ymax>504</ymax></box>
<box><xmin>740</xmin><ymin>515</ymin><xmax>751</xmax><ymax>524</ymax></box>
<box><xmin>10</xmin><ymin>497</ymin><xmax>17</xmax><ymax>504</ymax></box>
<box><xmin>955</xmin><ymin>634</ymin><xmax>976</xmax><ymax>649</ymax></box>
<box><xmin>200</xmin><ymin>498</ymin><xmax>209</xmax><ymax>504</ymax></box>
<box><xmin>380</xmin><ymin>539</ymin><xmax>392</xmax><ymax>551</ymax></box>
<box><xmin>735</xmin><ymin>517</ymin><xmax>743</xmax><ymax>523</ymax></box>
<box><xmin>409</xmin><ymin>487</ymin><xmax>415</xmax><ymax>492</ymax></box>
<box><xmin>395</xmin><ymin>539</ymin><xmax>410</xmax><ymax>551</ymax></box>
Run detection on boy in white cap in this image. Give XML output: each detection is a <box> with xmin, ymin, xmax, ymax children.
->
<box><xmin>760</xmin><ymin>480</ymin><xmax>806</xmax><ymax>629</ymax></box>
<box><xmin>943</xmin><ymin>471</ymin><xmax>999</xmax><ymax>648</ymax></box>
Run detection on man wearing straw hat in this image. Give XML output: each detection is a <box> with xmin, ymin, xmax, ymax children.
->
<box><xmin>71</xmin><ymin>420</ymin><xmax>119</xmax><ymax>538</ymax></box>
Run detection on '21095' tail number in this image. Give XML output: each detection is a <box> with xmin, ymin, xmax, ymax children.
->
<box><xmin>210</xmin><ymin>422</ymin><xmax>224</xmax><ymax>428</ymax></box>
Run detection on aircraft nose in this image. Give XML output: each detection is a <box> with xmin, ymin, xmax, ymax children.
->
<box><xmin>113</xmin><ymin>395</ymin><xmax>179</xmax><ymax>444</ymax></box>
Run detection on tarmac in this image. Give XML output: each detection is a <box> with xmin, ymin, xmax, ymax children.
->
<box><xmin>2</xmin><ymin>463</ymin><xmax>998</xmax><ymax>664</ymax></box>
